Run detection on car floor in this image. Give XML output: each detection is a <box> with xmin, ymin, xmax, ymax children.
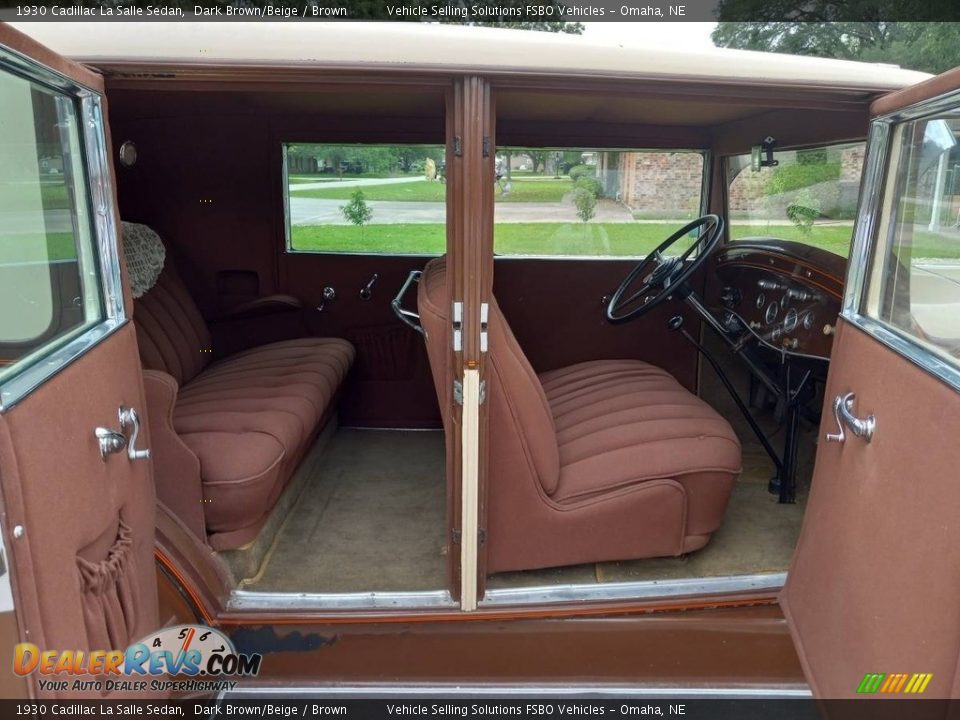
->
<box><xmin>244</xmin><ymin>429</ymin><xmax>448</xmax><ymax>593</ymax></box>
<box><xmin>241</xmin><ymin>345</ymin><xmax>817</xmax><ymax>593</ymax></box>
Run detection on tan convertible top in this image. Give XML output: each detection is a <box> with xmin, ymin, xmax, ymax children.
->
<box><xmin>12</xmin><ymin>21</ymin><xmax>929</xmax><ymax>91</ymax></box>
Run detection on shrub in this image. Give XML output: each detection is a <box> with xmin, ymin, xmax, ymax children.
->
<box><xmin>573</xmin><ymin>187</ymin><xmax>597</xmax><ymax>223</ymax></box>
<box><xmin>341</xmin><ymin>190</ymin><xmax>373</xmax><ymax>238</ymax></box>
<box><xmin>575</xmin><ymin>176</ymin><xmax>603</xmax><ymax>199</ymax></box>
<box><xmin>786</xmin><ymin>189</ymin><xmax>821</xmax><ymax>235</ymax></box>
<box><xmin>568</xmin><ymin>164</ymin><xmax>595</xmax><ymax>182</ymax></box>
<box><xmin>767</xmin><ymin>161</ymin><xmax>841</xmax><ymax>197</ymax></box>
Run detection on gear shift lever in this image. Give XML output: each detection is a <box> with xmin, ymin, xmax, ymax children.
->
<box><xmin>667</xmin><ymin>314</ymin><xmax>784</xmax><ymax>478</ymax></box>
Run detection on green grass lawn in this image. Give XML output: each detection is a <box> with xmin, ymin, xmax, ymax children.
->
<box><xmin>0</xmin><ymin>232</ymin><xmax>77</xmax><ymax>263</ymax></box>
<box><xmin>288</xmin><ymin>172</ymin><xmax>417</xmax><ymax>184</ymax></box>
<box><xmin>291</xmin><ymin>222</ymin><xmax>859</xmax><ymax>257</ymax></box>
<box><xmin>4</xmin><ymin>182</ymin><xmax>71</xmax><ymax>211</ymax></box>
<box><xmin>289</xmin><ymin>179</ymin><xmax>568</xmax><ymax>203</ymax></box>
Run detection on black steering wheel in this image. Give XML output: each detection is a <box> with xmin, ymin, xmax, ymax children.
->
<box><xmin>606</xmin><ymin>214</ymin><xmax>724</xmax><ymax>324</ymax></box>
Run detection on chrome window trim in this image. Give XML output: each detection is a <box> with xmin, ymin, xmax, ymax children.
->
<box><xmin>228</xmin><ymin>589</ymin><xmax>457</xmax><ymax>611</ymax></box>
<box><xmin>479</xmin><ymin>572</ymin><xmax>785</xmax><ymax>608</ymax></box>
<box><xmin>842</xmin><ymin>98</ymin><xmax>960</xmax><ymax>394</ymax></box>
<box><xmin>223</xmin><ymin>683</ymin><xmax>812</xmax><ymax>699</ymax></box>
<box><xmin>0</xmin><ymin>47</ymin><xmax>126</xmax><ymax>412</ymax></box>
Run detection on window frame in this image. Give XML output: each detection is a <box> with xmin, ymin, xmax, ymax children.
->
<box><xmin>722</xmin><ymin>140</ymin><xmax>866</xmax><ymax>257</ymax></box>
<box><xmin>843</xmin><ymin>90</ymin><xmax>960</xmax><ymax>394</ymax></box>
<box><xmin>281</xmin><ymin>142</ymin><xmax>448</xmax><ymax>258</ymax></box>
<box><xmin>0</xmin><ymin>47</ymin><xmax>125</xmax><ymax>411</ymax></box>
<box><xmin>492</xmin><ymin>147</ymin><xmax>711</xmax><ymax>262</ymax></box>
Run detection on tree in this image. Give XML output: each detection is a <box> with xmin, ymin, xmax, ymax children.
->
<box><xmin>711</xmin><ymin>19</ymin><xmax>960</xmax><ymax>74</ymax></box>
<box><xmin>574</xmin><ymin>187</ymin><xmax>597</xmax><ymax>224</ymax></box>
<box><xmin>341</xmin><ymin>190</ymin><xmax>374</xmax><ymax>239</ymax></box>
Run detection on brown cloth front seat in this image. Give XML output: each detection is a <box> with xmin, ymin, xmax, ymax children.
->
<box><xmin>418</xmin><ymin>257</ymin><xmax>741</xmax><ymax>574</ymax></box>
<box><xmin>127</xmin><ymin>224</ymin><xmax>355</xmax><ymax>550</ymax></box>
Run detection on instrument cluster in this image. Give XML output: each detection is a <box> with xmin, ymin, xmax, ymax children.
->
<box><xmin>713</xmin><ymin>243</ymin><xmax>844</xmax><ymax>361</ymax></box>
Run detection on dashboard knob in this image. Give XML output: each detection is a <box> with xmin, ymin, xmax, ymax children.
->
<box><xmin>823</xmin><ymin>323</ymin><xmax>835</xmax><ymax>336</ymax></box>
<box><xmin>720</xmin><ymin>286</ymin><xmax>741</xmax><ymax>307</ymax></box>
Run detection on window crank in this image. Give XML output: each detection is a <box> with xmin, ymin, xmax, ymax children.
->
<box><xmin>119</xmin><ymin>406</ymin><xmax>151</xmax><ymax>460</ymax></box>
<box><xmin>317</xmin><ymin>286</ymin><xmax>336</xmax><ymax>312</ymax></box>
<box><xmin>95</xmin><ymin>406</ymin><xmax>151</xmax><ymax>461</ymax></box>
<box><xmin>825</xmin><ymin>392</ymin><xmax>876</xmax><ymax>444</ymax></box>
<box><xmin>360</xmin><ymin>273</ymin><xmax>379</xmax><ymax>300</ymax></box>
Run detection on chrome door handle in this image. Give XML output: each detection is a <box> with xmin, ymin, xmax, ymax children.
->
<box><xmin>95</xmin><ymin>427</ymin><xmax>127</xmax><ymax>460</ymax></box>
<box><xmin>118</xmin><ymin>406</ymin><xmax>151</xmax><ymax>460</ymax></box>
<box><xmin>825</xmin><ymin>392</ymin><xmax>876</xmax><ymax>444</ymax></box>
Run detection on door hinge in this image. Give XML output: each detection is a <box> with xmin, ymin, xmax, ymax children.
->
<box><xmin>453</xmin><ymin>379</ymin><xmax>485</xmax><ymax>405</ymax></box>
<box><xmin>452</xmin><ymin>528</ymin><xmax>461</xmax><ymax>545</ymax></box>
<box><xmin>482</xmin><ymin>136</ymin><xmax>491</xmax><ymax>158</ymax></box>
<box><xmin>452</xmin><ymin>301</ymin><xmax>463</xmax><ymax>352</ymax></box>
<box><xmin>479</xmin><ymin>303</ymin><xmax>489</xmax><ymax>353</ymax></box>
<box><xmin>453</xmin><ymin>136</ymin><xmax>463</xmax><ymax>157</ymax></box>
<box><xmin>478</xmin><ymin>528</ymin><xmax>486</xmax><ymax>546</ymax></box>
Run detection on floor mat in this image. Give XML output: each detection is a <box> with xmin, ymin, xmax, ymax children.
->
<box><xmin>248</xmin><ymin>429</ymin><xmax>447</xmax><ymax>593</ymax></box>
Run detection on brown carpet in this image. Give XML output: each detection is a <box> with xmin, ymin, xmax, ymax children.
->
<box><xmin>248</xmin><ymin>429</ymin><xmax>448</xmax><ymax>593</ymax></box>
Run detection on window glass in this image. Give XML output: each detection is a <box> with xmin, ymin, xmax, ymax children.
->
<box><xmin>492</xmin><ymin>148</ymin><xmax>704</xmax><ymax>257</ymax></box>
<box><xmin>865</xmin><ymin>114</ymin><xmax>960</xmax><ymax>364</ymax></box>
<box><xmin>0</xmin><ymin>70</ymin><xmax>102</xmax><ymax>386</ymax></box>
<box><xmin>726</xmin><ymin>142</ymin><xmax>865</xmax><ymax>257</ymax></box>
<box><xmin>283</xmin><ymin>143</ymin><xmax>447</xmax><ymax>254</ymax></box>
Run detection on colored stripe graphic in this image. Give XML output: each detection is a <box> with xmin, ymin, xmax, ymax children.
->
<box><xmin>857</xmin><ymin>672</ymin><xmax>932</xmax><ymax>694</ymax></box>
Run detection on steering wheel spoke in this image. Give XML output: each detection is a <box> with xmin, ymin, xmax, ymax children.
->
<box><xmin>606</xmin><ymin>215</ymin><xmax>724</xmax><ymax>325</ymax></box>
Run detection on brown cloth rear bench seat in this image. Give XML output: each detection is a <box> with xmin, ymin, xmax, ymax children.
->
<box><xmin>125</xmin><ymin>223</ymin><xmax>354</xmax><ymax>550</ymax></box>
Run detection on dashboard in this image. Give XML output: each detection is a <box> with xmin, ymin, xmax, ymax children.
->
<box><xmin>711</xmin><ymin>240</ymin><xmax>846</xmax><ymax>362</ymax></box>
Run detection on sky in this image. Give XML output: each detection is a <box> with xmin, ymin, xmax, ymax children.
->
<box><xmin>581</xmin><ymin>22</ymin><xmax>718</xmax><ymax>49</ymax></box>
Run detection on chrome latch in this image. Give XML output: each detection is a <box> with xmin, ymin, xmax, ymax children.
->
<box><xmin>479</xmin><ymin>303</ymin><xmax>489</xmax><ymax>353</ymax></box>
<box><xmin>452</xmin><ymin>301</ymin><xmax>463</xmax><ymax>352</ymax></box>
<box><xmin>95</xmin><ymin>427</ymin><xmax>127</xmax><ymax>460</ymax></box>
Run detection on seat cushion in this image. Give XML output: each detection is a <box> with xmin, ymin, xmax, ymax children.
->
<box><xmin>541</xmin><ymin>359</ymin><xmax>742</xmax><ymax>503</ymax></box>
<box><xmin>172</xmin><ymin>337</ymin><xmax>355</xmax><ymax>534</ymax></box>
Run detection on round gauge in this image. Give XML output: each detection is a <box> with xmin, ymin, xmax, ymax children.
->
<box><xmin>756</xmin><ymin>293</ymin><xmax>765</xmax><ymax>309</ymax></box>
<box><xmin>781</xmin><ymin>291</ymin><xmax>790</xmax><ymax>307</ymax></box>
<box><xmin>784</xmin><ymin>307</ymin><xmax>798</xmax><ymax>333</ymax></box>
<box><xmin>764</xmin><ymin>301</ymin><xmax>779</xmax><ymax>325</ymax></box>
<box><xmin>771</xmin><ymin>327</ymin><xmax>782</xmax><ymax>343</ymax></box>
<box><xmin>802</xmin><ymin>312</ymin><xmax>815</xmax><ymax>331</ymax></box>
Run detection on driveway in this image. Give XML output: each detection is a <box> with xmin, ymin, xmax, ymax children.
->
<box><xmin>289</xmin><ymin>176</ymin><xmax>424</xmax><ymax>191</ymax></box>
<box><xmin>289</xmin><ymin>197</ymin><xmax>634</xmax><ymax>225</ymax></box>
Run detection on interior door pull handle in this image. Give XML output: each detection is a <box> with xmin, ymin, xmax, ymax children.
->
<box><xmin>825</xmin><ymin>392</ymin><xmax>876</xmax><ymax>444</ymax></box>
<box><xmin>119</xmin><ymin>406</ymin><xmax>151</xmax><ymax>460</ymax></box>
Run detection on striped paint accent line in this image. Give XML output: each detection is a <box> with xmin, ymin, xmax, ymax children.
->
<box><xmin>857</xmin><ymin>673</ymin><xmax>885</xmax><ymax>694</ymax></box>
<box><xmin>857</xmin><ymin>672</ymin><xmax>933</xmax><ymax>694</ymax></box>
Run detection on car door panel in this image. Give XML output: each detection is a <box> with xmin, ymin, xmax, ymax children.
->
<box><xmin>781</xmin><ymin>319</ymin><xmax>960</xmax><ymax>698</ymax></box>
<box><xmin>0</xmin><ymin>23</ymin><xmax>159</xmax><ymax>697</ymax></box>
<box><xmin>783</xmin><ymin>66</ymin><xmax>960</xmax><ymax>699</ymax></box>
<box><xmin>281</xmin><ymin>252</ymin><xmax>442</xmax><ymax>428</ymax></box>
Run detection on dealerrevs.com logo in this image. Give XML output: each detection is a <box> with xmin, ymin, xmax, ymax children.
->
<box><xmin>12</xmin><ymin>625</ymin><xmax>262</xmax><ymax>694</ymax></box>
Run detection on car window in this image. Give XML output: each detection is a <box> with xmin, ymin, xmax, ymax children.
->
<box><xmin>0</xmin><ymin>68</ymin><xmax>104</xmax><ymax>396</ymax></box>
<box><xmin>865</xmin><ymin>113</ymin><xmax>960</xmax><ymax>366</ymax></box>
<box><xmin>283</xmin><ymin>143</ymin><xmax>447</xmax><ymax>255</ymax></box>
<box><xmin>492</xmin><ymin>148</ymin><xmax>705</xmax><ymax>257</ymax></box>
<box><xmin>726</xmin><ymin>141</ymin><xmax>865</xmax><ymax>257</ymax></box>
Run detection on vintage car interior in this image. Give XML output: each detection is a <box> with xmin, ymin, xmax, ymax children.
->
<box><xmin>1</xmin><ymin>21</ymin><xmax>942</xmax><ymax>618</ymax></box>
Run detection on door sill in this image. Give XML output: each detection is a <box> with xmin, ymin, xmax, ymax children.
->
<box><xmin>479</xmin><ymin>572</ymin><xmax>786</xmax><ymax>608</ymax></box>
<box><xmin>228</xmin><ymin>589</ymin><xmax>457</xmax><ymax>612</ymax></box>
